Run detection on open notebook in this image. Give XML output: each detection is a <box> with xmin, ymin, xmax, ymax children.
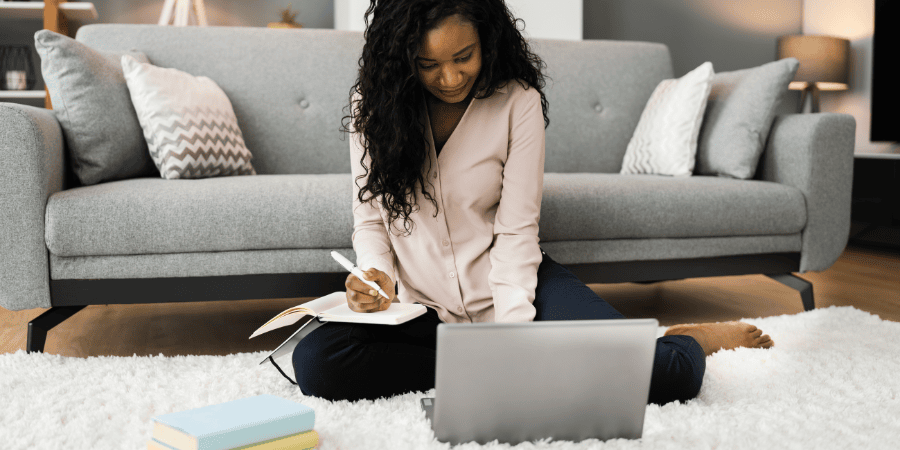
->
<box><xmin>250</xmin><ymin>291</ymin><xmax>427</xmax><ymax>365</ymax></box>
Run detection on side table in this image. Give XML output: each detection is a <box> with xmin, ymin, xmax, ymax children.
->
<box><xmin>849</xmin><ymin>152</ymin><xmax>900</xmax><ymax>252</ymax></box>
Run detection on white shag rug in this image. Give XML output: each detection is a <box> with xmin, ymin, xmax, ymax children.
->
<box><xmin>2</xmin><ymin>305</ymin><xmax>899</xmax><ymax>450</ymax></box>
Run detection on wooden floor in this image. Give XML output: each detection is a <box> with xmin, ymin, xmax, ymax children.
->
<box><xmin>1</xmin><ymin>243</ymin><xmax>898</xmax><ymax>358</ymax></box>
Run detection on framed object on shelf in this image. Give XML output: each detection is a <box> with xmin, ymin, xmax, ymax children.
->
<box><xmin>1</xmin><ymin>45</ymin><xmax>38</xmax><ymax>91</ymax></box>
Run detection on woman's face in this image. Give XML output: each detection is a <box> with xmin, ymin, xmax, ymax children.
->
<box><xmin>415</xmin><ymin>14</ymin><xmax>482</xmax><ymax>105</ymax></box>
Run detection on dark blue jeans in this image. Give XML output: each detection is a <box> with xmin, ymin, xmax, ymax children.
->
<box><xmin>292</xmin><ymin>249</ymin><xmax>705</xmax><ymax>405</ymax></box>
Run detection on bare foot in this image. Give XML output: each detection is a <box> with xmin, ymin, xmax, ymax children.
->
<box><xmin>663</xmin><ymin>321</ymin><xmax>774</xmax><ymax>357</ymax></box>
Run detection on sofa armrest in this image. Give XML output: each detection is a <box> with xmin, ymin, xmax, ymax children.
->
<box><xmin>0</xmin><ymin>103</ymin><xmax>67</xmax><ymax>311</ymax></box>
<box><xmin>757</xmin><ymin>112</ymin><xmax>856</xmax><ymax>273</ymax></box>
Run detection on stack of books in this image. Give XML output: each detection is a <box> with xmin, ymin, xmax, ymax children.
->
<box><xmin>147</xmin><ymin>394</ymin><xmax>318</xmax><ymax>449</ymax></box>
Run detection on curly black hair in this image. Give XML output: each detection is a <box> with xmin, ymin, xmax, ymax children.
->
<box><xmin>340</xmin><ymin>0</ymin><xmax>551</xmax><ymax>238</ymax></box>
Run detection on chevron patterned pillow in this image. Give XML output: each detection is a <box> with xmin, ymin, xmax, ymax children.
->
<box><xmin>121</xmin><ymin>54</ymin><xmax>257</xmax><ymax>179</ymax></box>
<box><xmin>620</xmin><ymin>61</ymin><xmax>714</xmax><ymax>177</ymax></box>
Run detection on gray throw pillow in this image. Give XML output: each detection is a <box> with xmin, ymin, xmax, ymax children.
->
<box><xmin>694</xmin><ymin>57</ymin><xmax>800</xmax><ymax>179</ymax></box>
<box><xmin>34</xmin><ymin>29</ymin><xmax>159</xmax><ymax>186</ymax></box>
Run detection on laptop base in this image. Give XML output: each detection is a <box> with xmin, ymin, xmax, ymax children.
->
<box><xmin>420</xmin><ymin>397</ymin><xmax>435</xmax><ymax>425</ymax></box>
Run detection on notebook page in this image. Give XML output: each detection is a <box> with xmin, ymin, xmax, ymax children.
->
<box><xmin>249</xmin><ymin>291</ymin><xmax>347</xmax><ymax>338</ymax></box>
<box><xmin>319</xmin><ymin>302</ymin><xmax>427</xmax><ymax>325</ymax></box>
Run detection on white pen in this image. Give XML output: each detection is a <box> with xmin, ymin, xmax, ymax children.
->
<box><xmin>331</xmin><ymin>251</ymin><xmax>390</xmax><ymax>301</ymax></box>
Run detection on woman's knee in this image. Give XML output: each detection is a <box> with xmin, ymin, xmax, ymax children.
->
<box><xmin>534</xmin><ymin>257</ymin><xmax>626</xmax><ymax>321</ymax></box>
<box><xmin>670</xmin><ymin>353</ymin><xmax>703</xmax><ymax>402</ymax></box>
<box><xmin>648</xmin><ymin>337</ymin><xmax>705</xmax><ymax>405</ymax></box>
<box><xmin>292</xmin><ymin>326</ymin><xmax>357</xmax><ymax>400</ymax></box>
<box><xmin>292</xmin><ymin>338</ymin><xmax>327</xmax><ymax>398</ymax></box>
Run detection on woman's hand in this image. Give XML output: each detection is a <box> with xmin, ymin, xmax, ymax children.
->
<box><xmin>345</xmin><ymin>268</ymin><xmax>396</xmax><ymax>313</ymax></box>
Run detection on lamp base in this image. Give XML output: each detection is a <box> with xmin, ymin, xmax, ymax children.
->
<box><xmin>798</xmin><ymin>85</ymin><xmax>821</xmax><ymax>114</ymax></box>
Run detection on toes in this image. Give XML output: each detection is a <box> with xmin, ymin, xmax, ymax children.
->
<box><xmin>750</xmin><ymin>329</ymin><xmax>762</xmax><ymax>338</ymax></box>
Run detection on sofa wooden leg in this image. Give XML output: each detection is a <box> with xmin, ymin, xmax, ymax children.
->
<box><xmin>27</xmin><ymin>305</ymin><xmax>87</xmax><ymax>353</ymax></box>
<box><xmin>765</xmin><ymin>273</ymin><xmax>815</xmax><ymax>311</ymax></box>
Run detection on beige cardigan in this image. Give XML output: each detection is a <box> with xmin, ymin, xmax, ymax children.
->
<box><xmin>350</xmin><ymin>79</ymin><xmax>545</xmax><ymax>323</ymax></box>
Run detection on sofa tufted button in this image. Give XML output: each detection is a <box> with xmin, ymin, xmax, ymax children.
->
<box><xmin>594</xmin><ymin>103</ymin><xmax>603</xmax><ymax>112</ymax></box>
<box><xmin>299</xmin><ymin>99</ymin><xmax>309</xmax><ymax>108</ymax></box>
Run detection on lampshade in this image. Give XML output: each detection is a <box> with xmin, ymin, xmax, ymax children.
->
<box><xmin>777</xmin><ymin>35</ymin><xmax>850</xmax><ymax>91</ymax></box>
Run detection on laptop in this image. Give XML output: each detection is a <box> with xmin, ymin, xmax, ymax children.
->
<box><xmin>420</xmin><ymin>318</ymin><xmax>659</xmax><ymax>445</ymax></box>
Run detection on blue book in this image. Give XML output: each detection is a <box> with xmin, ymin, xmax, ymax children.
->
<box><xmin>150</xmin><ymin>394</ymin><xmax>314</xmax><ymax>450</ymax></box>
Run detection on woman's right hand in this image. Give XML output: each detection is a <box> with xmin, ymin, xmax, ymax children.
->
<box><xmin>345</xmin><ymin>268</ymin><xmax>396</xmax><ymax>313</ymax></box>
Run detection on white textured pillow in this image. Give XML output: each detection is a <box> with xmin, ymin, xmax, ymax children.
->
<box><xmin>620</xmin><ymin>61</ymin><xmax>715</xmax><ymax>177</ymax></box>
<box><xmin>121</xmin><ymin>54</ymin><xmax>257</xmax><ymax>179</ymax></box>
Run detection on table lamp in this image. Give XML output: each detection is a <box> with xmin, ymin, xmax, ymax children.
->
<box><xmin>777</xmin><ymin>35</ymin><xmax>850</xmax><ymax>113</ymax></box>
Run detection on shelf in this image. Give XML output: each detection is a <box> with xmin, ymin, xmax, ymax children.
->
<box><xmin>0</xmin><ymin>90</ymin><xmax>46</xmax><ymax>99</ymax></box>
<box><xmin>0</xmin><ymin>2</ymin><xmax>97</xmax><ymax>109</ymax></box>
<box><xmin>0</xmin><ymin>2</ymin><xmax>98</xmax><ymax>22</ymax></box>
<box><xmin>855</xmin><ymin>152</ymin><xmax>900</xmax><ymax>160</ymax></box>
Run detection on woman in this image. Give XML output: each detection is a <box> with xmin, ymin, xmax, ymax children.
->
<box><xmin>293</xmin><ymin>0</ymin><xmax>773</xmax><ymax>404</ymax></box>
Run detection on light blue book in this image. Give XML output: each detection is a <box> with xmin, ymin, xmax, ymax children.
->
<box><xmin>150</xmin><ymin>394</ymin><xmax>314</xmax><ymax>450</ymax></box>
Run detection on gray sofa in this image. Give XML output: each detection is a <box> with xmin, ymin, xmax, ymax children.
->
<box><xmin>0</xmin><ymin>25</ymin><xmax>856</xmax><ymax>353</ymax></box>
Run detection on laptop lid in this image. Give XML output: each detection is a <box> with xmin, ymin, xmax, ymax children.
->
<box><xmin>430</xmin><ymin>318</ymin><xmax>658</xmax><ymax>445</ymax></box>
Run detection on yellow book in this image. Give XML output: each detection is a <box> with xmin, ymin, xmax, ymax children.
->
<box><xmin>148</xmin><ymin>429</ymin><xmax>318</xmax><ymax>450</ymax></box>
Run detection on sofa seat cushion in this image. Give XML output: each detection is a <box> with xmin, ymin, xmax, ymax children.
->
<box><xmin>46</xmin><ymin>174</ymin><xmax>352</xmax><ymax>257</ymax></box>
<box><xmin>45</xmin><ymin>173</ymin><xmax>807</xmax><ymax>258</ymax></box>
<box><xmin>539</xmin><ymin>173</ymin><xmax>806</xmax><ymax>241</ymax></box>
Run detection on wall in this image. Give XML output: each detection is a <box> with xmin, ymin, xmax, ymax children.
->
<box><xmin>87</xmin><ymin>1</ymin><xmax>333</xmax><ymax>28</ymax></box>
<box><xmin>0</xmin><ymin>0</ymin><xmax>335</xmax><ymax>107</ymax></box>
<box><xmin>803</xmin><ymin>0</ymin><xmax>898</xmax><ymax>156</ymax></box>
<box><xmin>336</xmin><ymin>0</ymin><xmax>583</xmax><ymax>41</ymax></box>
<box><xmin>583</xmin><ymin>0</ymin><xmax>803</xmax><ymax>115</ymax></box>
<box><xmin>3</xmin><ymin>0</ymin><xmax>806</xmax><ymax>115</ymax></box>
<box><xmin>584</xmin><ymin>0</ymin><xmax>802</xmax><ymax>75</ymax></box>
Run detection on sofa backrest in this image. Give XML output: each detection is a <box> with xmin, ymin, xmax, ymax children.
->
<box><xmin>76</xmin><ymin>24</ymin><xmax>672</xmax><ymax>175</ymax></box>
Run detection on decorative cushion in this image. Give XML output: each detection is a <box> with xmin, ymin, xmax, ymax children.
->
<box><xmin>121</xmin><ymin>54</ymin><xmax>257</xmax><ymax>179</ymax></box>
<box><xmin>620</xmin><ymin>62</ymin><xmax>714</xmax><ymax>177</ymax></box>
<box><xmin>34</xmin><ymin>29</ymin><xmax>159</xmax><ymax>186</ymax></box>
<box><xmin>695</xmin><ymin>58</ymin><xmax>800</xmax><ymax>179</ymax></box>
